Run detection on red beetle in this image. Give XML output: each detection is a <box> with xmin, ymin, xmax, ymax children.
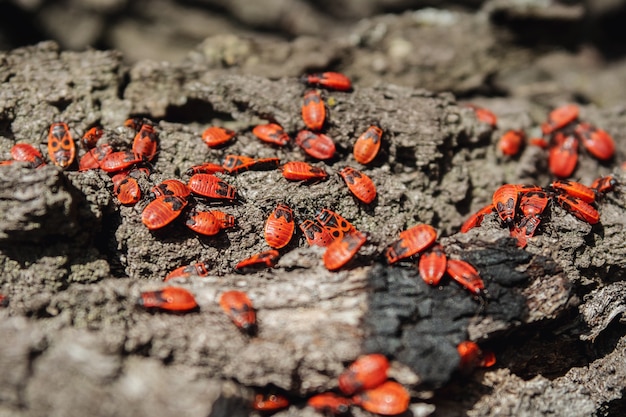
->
<box><xmin>252</xmin><ymin>123</ymin><xmax>290</xmax><ymax>146</ymax></box>
<box><xmin>498</xmin><ymin>129</ymin><xmax>525</xmax><ymax>156</ymax></box>
<box><xmin>302</xmin><ymin>89</ymin><xmax>326</xmax><ymax>131</ymax></box>
<box><xmin>302</xmin><ymin>71</ymin><xmax>352</xmax><ymax>92</ymax></box>
<box><xmin>185</xmin><ymin>162</ymin><xmax>225</xmax><ymax>176</ymax></box>
<box><xmin>185</xmin><ymin>209</ymin><xmax>221</xmax><ymax>236</ymax></box>
<box><xmin>10</xmin><ymin>143</ymin><xmax>46</xmax><ymax>168</ymax></box>
<box><xmin>548</xmin><ymin>133</ymin><xmax>578</xmax><ymax>178</ymax></box>
<box><xmin>81</xmin><ymin>126</ymin><xmax>103</xmax><ymax>149</ymax></box>
<box><xmin>79</xmin><ymin>143</ymin><xmax>113</xmax><ymax>171</ymax></box>
<box><xmin>338</xmin><ymin>353</ymin><xmax>389</xmax><ymax>395</ymax></box>
<box><xmin>47</xmin><ymin>122</ymin><xmax>76</xmax><ymax>169</ymax></box>
<box><xmin>222</xmin><ymin>154</ymin><xmax>256</xmax><ymax>174</ymax></box>
<box><xmin>323</xmin><ymin>229</ymin><xmax>367</xmax><ymax>271</ymax></box>
<box><xmin>418</xmin><ymin>244</ymin><xmax>447</xmax><ymax>286</ymax></box>
<box><xmin>518</xmin><ymin>190</ymin><xmax>550</xmax><ymax>217</ymax></box>
<box><xmin>385</xmin><ymin>224</ymin><xmax>437</xmax><ymax>264</ymax></box>
<box><xmin>132</xmin><ymin>123</ymin><xmax>158</xmax><ymax>162</ymax></box>
<box><xmin>492</xmin><ymin>184</ymin><xmax>521</xmax><ymax>228</ymax></box>
<box><xmin>295</xmin><ymin>130</ymin><xmax>336</xmax><ymax>160</ymax></box>
<box><xmin>124</xmin><ymin>117</ymin><xmax>147</xmax><ymax>131</ymax></box>
<box><xmin>591</xmin><ymin>176</ymin><xmax>617</xmax><ymax>195</ymax></box>
<box><xmin>446</xmin><ymin>259</ymin><xmax>485</xmax><ymax>296</ymax></box>
<box><xmin>201</xmin><ymin>126</ymin><xmax>236</xmax><ymax>148</ymax></box>
<box><xmin>339</xmin><ymin>167</ymin><xmax>377</xmax><ymax>204</ymax></box>
<box><xmin>252</xmin><ymin>393</ymin><xmax>289</xmax><ymax>411</ymax></box>
<box><xmin>541</xmin><ymin>104</ymin><xmax>579</xmax><ymax>135</ymax></box>
<box><xmin>141</xmin><ymin>195</ymin><xmax>188</xmax><ymax>230</ymax></box>
<box><xmin>457</xmin><ymin>341</ymin><xmax>496</xmax><ymax>370</ymax></box>
<box><xmin>299</xmin><ymin>219</ymin><xmax>334</xmax><ymax>247</ymax></box>
<box><xmin>264</xmin><ymin>203</ymin><xmax>295</xmax><ymax>249</ymax></box>
<box><xmin>549</xmin><ymin>180</ymin><xmax>595</xmax><ymax>203</ymax></box>
<box><xmin>164</xmin><ymin>262</ymin><xmax>209</xmax><ymax>282</ymax></box>
<box><xmin>235</xmin><ymin>250</ymin><xmax>280</xmax><ymax>272</ymax></box>
<box><xmin>114</xmin><ymin>177</ymin><xmax>141</xmax><ymax>206</ymax></box>
<box><xmin>307</xmin><ymin>393</ymin><xmax>352</xmax><ymax>414</ymax></box>
<box><xmin>465</xmin><ymin>104</ymin><xmax>497</xmax><ymax>128</ymax></box>
<box><xmin>138</xmin><ymin>287</ymin><xmax>198</xmax><ymax>312</ymax></box>
<box><xmin>100</xmin><ymin>150</ymin><xmax>143</xmax><ymax>173</ymax></box>
<box><xmin>351</xmin><ymin>381</ymin><xmax>410</xmax><ymax>416</ymax></box>
<box><xmin>219</xmin><ymin>290</ymin><xmax>256</xmax><ymax>333</ymax></box>
<box><xmin>556</xmin><ymin>194</ymin><xmax>599</xmax><ymax>224</ymax></box>
<box><xmin>575</xmin><ymin>122</ymin><xmax>615</xmax><ymax>161</ymax></box>
<box><xmin>316</xmin><ymin>209</ymin><xmax>355</xmax><ymax>241</ymax></box>
<box><xmin>280</xmin><ymin>161</ymin><xmax>328</xmax><ymax>182</ymax></box>
<box><xmin>188</xmin><ymin>173</ymin><xmax>237</xmax><ymax>200</ymax></box>
<box><xmin>353</xmin><ymin>125</ymin><xmax>383</xmax><ymax>165</ymax></box>
<box><xmin>209</xmin><ymin>210</ymin><xmax>236</xmax><ymax>229</ymax></box>
<box><xmin>150</xmin><ymin>179</ymin><xmax>191</xmax><ymax>199</ymax></box>
<box><xmin>460</xmin><ymin>204</ymin><xmax>494</xmax><ymax>233</ymax></box>
<box><xmin>510</xmin><ymin>215</ymin><xmax>541</xmax><ymax>248</ymax></box>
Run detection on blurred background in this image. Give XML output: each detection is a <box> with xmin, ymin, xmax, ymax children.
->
<box><xmin>1</xmin><ymin>0</ymin><xmax>626</xmax><ymax>64</ymax></box>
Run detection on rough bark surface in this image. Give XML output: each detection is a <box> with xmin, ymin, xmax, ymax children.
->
<box><xmin>1</xmin><ymin>3</ymin><xmax>626</xmax><ymax>417</ymax></box>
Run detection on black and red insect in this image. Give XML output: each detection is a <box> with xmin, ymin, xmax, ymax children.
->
<box><xmin>351</xmin><ymin>381</ymin><xmax>410</xmax><ymax>416</ymax></box>
<box><xmin>302</xmin><ymin>89</ymin><xmax>326</xmax><ymax>131</ymax></box>
<box><xmin>323</xmin><ymin>229</ymin><xmax>366</xmax><ymax>271</ymax></box>
<box><xmin>498</xmin><ymin>129</ymin><xmax>525</xmax><ymax>157</ymax></box>
<box><xmin>132</xmin><ymin>123</ymin><xmax>158</xmax><ymax>161</ymax></box>
<box><xmin>185</xmin><ymin>209</ymin><xmax>221</xmax><ymax>236</ymax></box>
<box><xmin>164</xmin><ymin>262</ymin><xmax>209</xmax><ymax>282</ymax></box>
<box><xmin>79</xmin><ymin>143</ymin><xmax>113</xmax><ymax>171</ymax></box>
<box><xmin>302</xmin><ymin>71</ymin><xmax>352</xmax><ymax>92</ymax></box>
<box><xmin>185</xmin><ymin>162</ymin><xmax>225</xmax><ymax>176</ymax></box>
<box><xmin>235</xmin><ymin>250</ymin><xmax>280</xmax><ymax>272</ymax></box>
<box><xmin>138</xmin><ymin>287</ymin><xmax>198</xmax><ymax>312</ymax></box>
<box><xmin>316</xmin><ymin>209</ymin><xmax>355</xmax><ymax>241</ymax></box>
<box><xmin>295</xmin><ymin>130</ymin><xmax>336</xmax><ymax>160</ymax></box>
<box><xmin>460</xmin><ymin>204</ymin><xmax>494</xmax><ymax>233</ymax></box>
<box><xmin>446</xmin><ymin>259</ymin><xmax>485</xmax><ymax>296</ymax></box>
<box><xmin>219</xmin><ymin>290</ymin><xmax>257</xmax><ymax>334</ymax></box>
<box><xmin>385</xmin><ymin>224</ymin><xmax>437</xmax><ymax>264</ymax></box>
<box><xmin>114</xmin><ymin>177</ymin><xmax>141</xmax><ymax>206</ymax></box>
<box><xmin>353</xmin><ymin>125</ymin><xmax>382</xmax><ymax>165</ymax></box>
<box><xmin>252</xmin><ymin>123</ymin><xmax>289</xmax><ymax>146</ymax></box>
<box><xmin>307</xmin><ymin>393</ymin><xmax>351</xmax><ymax>415</ymax></box>
<box><xmin>418</xmin><ymin>244</ymin><xmax>447</xmax><ymax>286</ymax></box>
<box><xmin>280</xmin><ymin>161</ymin><xmax>328</xmax><ymax>182</ymax></box>
<box><xmin>339</xmin><ymin>167</ymin><xmax>377</xmax><ymax>204</ymax></box>
<box><xmin>299</xmin><ymin>219</ymin><xmax>334</xmax><ymax>247</ymax></box>
<box><xmin>338</xmin><ymin>353</ymin><xmax>389</xmax><ymax>395</ymax></box>
<box><xmin>457</xmin><ymin>341</ymin><xmax>496</xmax><ymax>371</ymax></box>
<box><xmin>150</xmin><ymin>179</ymin><xmax>191</xmax><ymax>200</ymax></box>
<box><xmin>8</xmin><ymin>143</ymin><xmax>46</xmax><ymax>168</ymax></box>
<box><xmin>201</xmin><ymin>126</ymin><xmax>236</xmax><ymax>148</ymax></box>
<box><xmin>100</xmin><ymin>150</ymin><xmax>143</xmax><ymax>173</ymax></box>
<box><xmin>47</xmin><ymin>122</ymin><xmax>76</xmax><ymax>169</ymax></box>
<box><xmin>264</xmin><ymin>203</ymin><xmax>295</xmax><ymax>249</ymax></box>
<box><xmin>141</xmin><ymin>195</ymin><xmax>188</xmax><ymax>230</ymax></box>
<box><xmin>464</xmin><ymin>104</ymin><xmax>497</xmax><ymax>128</ymax></box>
<box><xmin>81</xmin><ymin>126</ymin><xmax>103</xmax><ymax>149</ymax></box>
<box><xmin>188</xmin><ymin>173</ymin><xmax>237</xmax><ymax>201</ymax></box>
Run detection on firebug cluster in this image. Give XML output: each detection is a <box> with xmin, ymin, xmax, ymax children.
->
<box><xmin>2</xmin><ymin>66</ymin><xmax>621</xmax><ymax>415</ymax></box>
